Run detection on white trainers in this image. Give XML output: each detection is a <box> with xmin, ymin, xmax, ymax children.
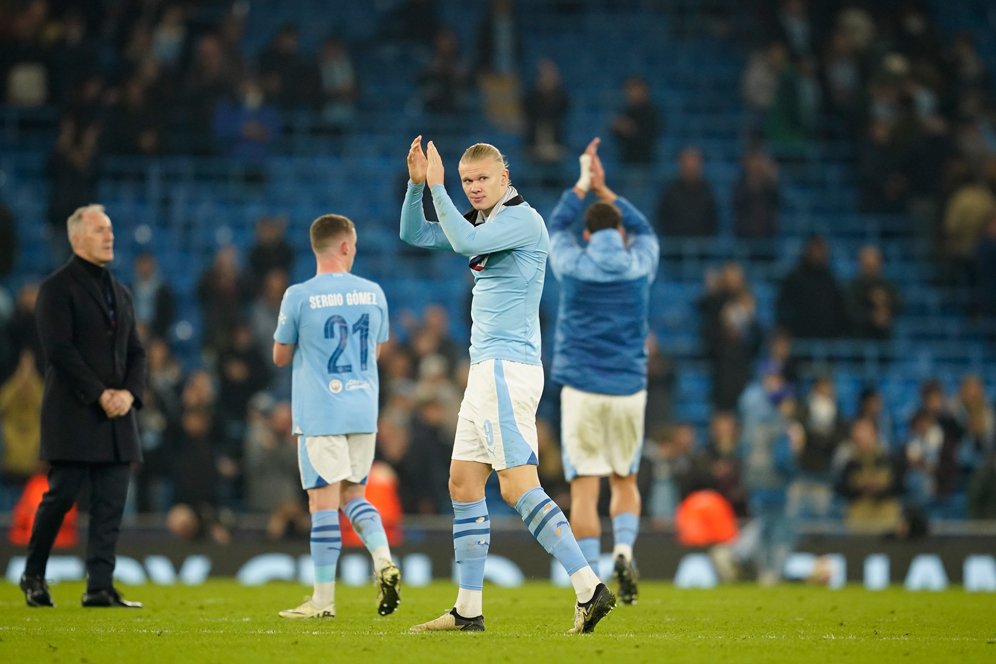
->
<box><xmin>278</xmin><ymin>597</ymin><xmax>335</xmax><ymax>619</ymax></box>
<box><xmin>410</xmin><ymin>608</ymin><xmax>485</xmax><ymax>632</ymax></box>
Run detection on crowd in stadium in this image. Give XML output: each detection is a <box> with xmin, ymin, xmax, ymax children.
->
<box><xmin>1</xmin><ymin>0</ymin><xmax>995</xmax><ymax>545</ymax></box>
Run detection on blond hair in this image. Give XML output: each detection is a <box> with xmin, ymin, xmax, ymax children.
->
<box><xmin>310</xmin><ymin>213</ymin><xmax>355</xmax><ymax>253</ymax></box>
<box><xmin>66</xmin><ymin>204</ymin><xmax>105</xmax><ymax>242</ymax></box>
<box><xmin>460</xmin><ymin>143</ymin><xmax>508</xmax><ymax>168</ymax></box>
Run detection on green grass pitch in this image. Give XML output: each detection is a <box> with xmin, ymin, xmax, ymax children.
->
<box><xmin>1</xmin><ymin>580</ymin><xmax>993</xmax><ymax>663</ymax></box>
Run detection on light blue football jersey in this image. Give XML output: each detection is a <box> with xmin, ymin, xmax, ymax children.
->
<box><xmin>400</xmin><ymin>182</ymin><xmax>548</xmax><ymax>365</ymax></box>
<box><xmin>274</xmin><ymin>272</ymin><xmax>388</xmax><ymax>436</ymax></box>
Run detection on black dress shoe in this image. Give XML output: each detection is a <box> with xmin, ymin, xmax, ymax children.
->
<box><xmin>20</xmin><ymin>574</ymin><xmax>54</xmax><ymax>607</ymax></box>
<box><xmin>81</xmin><ymin>587</ymin><xmax>143</xmax><ymax>608</ymax></box>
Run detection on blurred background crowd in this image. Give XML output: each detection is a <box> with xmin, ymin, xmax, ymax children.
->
<box><xmin>0</xmin><ymin>0</ymin><xmax>995</xmax><ymax>544</ymax></box>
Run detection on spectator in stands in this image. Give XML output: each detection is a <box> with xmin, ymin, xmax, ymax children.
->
<box><xmin>845</xmin><ymin>245</ymin><xmax>902</xmax><ymax>339</ymax></box>
<box><xmin>131</xmin><ymin>252</ymin><xmax>175</xmax><ymax>340</ymax></box>
<box><xmin>134</xmin><ymin>338</ymin><xmax>181</xmax><ymax>514</ymax></box>
<box><xmin>418</xmin><ymin>29</ymin><xmax>471</xmax><ymax>115</ymax></box>
<box><xmin>856</xmin><ymin>386</ymin><xmax>895</xmax><ymax>452</ymax></box>
<box><xmin>0</xmin><ymin>350</ymin><xmax>43</xmax><ymax>510</ymax></box>
<box><xmin>211</xmin><ymin>76</ymin><xmax>281</xmax><ymax>175</ymax></box>
<box><xmin>46</xmin><ymin>116</ymin><xmax>100</xmax><ymax>265</ymax></box>
<box><xmin>857</xmin><ymin>120</ymin><xmax>909</xmax><ymax>213</ymax></box>
<box><xmin>836</xmin><ymin>417</ymin><xmax>902</xmax><ymax>534</ymax></box>
<box><xmin>822</xmin><ymin>29</ymin><xmax>864</xmax><ymax>131</ymax></box>
<box><xmin>474</xmin><ymin>0</ymin><xmax>524</xmax><ymax>132</ymax></box>
<box><xmin>0</xmin><ymin>0</ymin><xmax>49</xmax><ymax>107</ymax></box>
<box><xmin>732</xmin><ymin>147</ymin><xmax>781</xmax><ymax>239</ymax></box>
<box><xmin>258</xmin><ymin>23</ymin><xmax>318</xmax><ymax>110</ymax></box>
<box><xmin>215</xmin><ymin>321</ymin><xmax>270</xmax><ymax>503</ymax></box>
<box><xmin>523</xmin><ymin>58</ymin><xmax>569</xmax><ymax>164</ymax></box>
<box><xmin>776</xmin><ymin>234</ymin><xmax>847</xmax><ymax>338</ymax></box>
<box><xmin>197</xmin><ymin>245</ymin><xmax>250</xmax><ymax>356</ymax></box>
<box><xmin>688</xmin><ymin>411</ymin><xmax>747</xmax><ymax>517</ymax></box>
<box><xmin>942</xmin><ymin>176</ymin><xmax>995</xmax><ymax>286</ymax></box>
<box><xmin>967</xmin><ymin>452</ymin><xmax>996</xmax><ymax>519</ymax></box>
<box><xmin>716</xmin><ymin>374</ymin><xmax>801</xmax><ymax>585</ymax></box>
<box><xmin>377</xmin><ymin>399</ymin><xmax>449</xmax><ymax>515</ymax></box>
<box><xmin>610</xmin><ymin>76</ymin><xmax>661</xmax><ymax>165</ymax></box>
<box><xmin>759</xmin><ymin>328</ymin><xmax>801</xmax><ymax>388</ymax></box>
<box><xmin>741</xmin><ymin>42</ymin><xmax>787</xmax><ymax>135</ymax></box>
<box><xmin>792</xmin><ymin>375</ymin><xmax>848</xmax><ymax>518</ymax></box>
<box><xmin>103</xmin><ymin>76</ymin><xmax>161</xmax><ymax>156</ymax></box>
<box><xmin>769</xmin><ymin>0</ymin><xmax>816</xmax><ymax>59</ymax></box>
<box><xmin>249</xmin><ymin>268</ymin><xmax>290</xmax><ymax>390</ymax></box>
<box><xmin>914</xmin><ymin>380</ymin><xmax>963</xmax><ymax>499</ymax></box>
<box><xmin>973</xmin><ymin>214</ymin><xmax>996</xmax><ymax>317</ymax></box>
<box><xmin>706</xmin><ymin>286</ymin><xmax>763</xmax><ymax>412</ymax></box>
<box><xmin>644</xmin><ymin>424</ymin><xmax>695</xmax><ymax>519</ymax></box>
<box><xmin>405</xmin><ymin>304</ymin><xmax>462</xmax><ymax>381</ymax></box>
<box><xmin>317</xmin><ymin>37</ymin><xmax>359</xmax><ymax>132</ymax></box>
<box><xmin>47</xmin><ymin>9</ymin><xmax>99</xmax><ymax>107</ymax></box>
<box><xmin>244</xmin><ymin>399</ymin><xmax>309</xmax><ymax>539</ymax></box>
<box><xmin>951</xmin><ymin>374</ymin><xmax>994</xmax><ymax>470</ymax></box>
<box><xmin>150</xmin><ymin>4</ymin><xmax>187</xmax><ymax>72</ymax></box>
<box><xmin>166</xmin><ymin>406</ymin><xmax>231</xmax><ymax>544</ymax></box>
<box><xmin>903</xmin><ymin>408</ymin><xmax>944</xmax><ymax>508</ymax></box>
<box><xmin>645</xmin><ymin>333</ymin><xmax>675</xmax><ymax>434</ymax></box>
<box><xmin>182</xmin><ymin>33</ymin><xmax>241</xmax><ymax>153</ymax></box>
<box><xmin>247</xmin><ymin>215</ymin><xmax>294</xmax><ymax>294</ymax></box>
<box><xmin>656</xmin><ymin>147</ymin><xmax>719</xmax><ymax>237</ymax></box>
<box><xmin>7</xmin><ymin>283</ymin><xmax>42</xmax><ymax>375</ymax></box>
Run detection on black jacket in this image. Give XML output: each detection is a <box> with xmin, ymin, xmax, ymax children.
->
<box><xmin>36</xmin><ymin>256</ymin><xmax>147</xmax><ymax>462</ymax></box>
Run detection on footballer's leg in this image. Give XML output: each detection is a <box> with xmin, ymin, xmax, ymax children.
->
<box><xmin>340</xmin><ymin>436</ymin><xmax>402</xmax><ymax>616</ymax></box>
<box><xmin>609</xmin><ymin>473</ymin><xmax>641</xmax><ymax>605</ymax></box>
<box><xmin>280</xmin><ymin>482</ymin><xmax>341</xmax><ymax>619</ymax></box>
<box><xmin>500</xmin><ymin>466</ymin><xmax>616</xmax><ymax>634</ymax></box>
<box><xmin>570</xmin><ymin>475</ymin><xmax>603</xmax><ymax>571</ymax></box>
<box><xmin>410</xmin><ymin>456</ymin><xmax>490</xmax><ymax>632</ymax></box>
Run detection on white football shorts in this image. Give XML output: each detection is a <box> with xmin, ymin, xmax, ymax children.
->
<box><xmin>451</xmin><ymin>359</ymin><xmax>543</xmax><ymax>471</ymax></box>
<box><xmin>297</xmin><ymin>433</ymin><xmax>376</xmax><ymax>490</ymax></box>
<box><xmin>560</xmin><ymin>385</ymin><xmax>646</xmax><ymax>481</ymax></box>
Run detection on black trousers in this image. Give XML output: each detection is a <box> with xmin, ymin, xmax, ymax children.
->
<box><xmin>25</xmin><ymin>462</ymin><xmax>130</xmax><ymax>591</ymax></box>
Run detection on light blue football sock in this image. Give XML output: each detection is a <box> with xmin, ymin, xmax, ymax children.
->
<box><xmin>453</xmin><ymin>498</ymin><xmax>490</xmax><ymax>591</ymax></box>
<box><xmin>343</xmin><ymin>497</ymin><xmax>390</xmax><ymax>553</ymax></box>
<box><xmin>612</xmin><ymin>512</ymin><xmax>640</xmax><ymax>561</ymax></box>
<box><xmin>578</xmin><ymin>537</ymin><xmax>601</xmax><ymax>570</ymax></box>
<box><xmin>515</xmin><ymin>487</ymin><xmax>588</xmax><ymax>576</ymax></box>
<box><xmin>310</xmin><ymin>510</ymin><xmax>341</xmax><ymax>586</ymax></box>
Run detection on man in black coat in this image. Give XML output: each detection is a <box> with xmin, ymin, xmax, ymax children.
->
<box><xmin>20</xmin><ymin>204</ymin><xmax>147</xmax><ymax>609</ymax></box>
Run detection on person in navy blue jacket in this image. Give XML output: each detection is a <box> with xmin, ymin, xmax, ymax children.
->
<box><xmin>547</xmin><ymin>138</ymin><xmax>660</xmax><ymax>605</ymax></box>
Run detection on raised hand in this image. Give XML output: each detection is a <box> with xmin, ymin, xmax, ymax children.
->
<box><xmin>425</xmin><ymin>140</ymin><xmax>445</xmax><ymax>188</ymax></box>
<box><xmin>407</xmin><ymin>135</ymin><xmax>427</xmax><ymax>185</ymax></box>
<box><xmin>575</xmin><ymin>137</ymin><xmax>601</xmax><ymax>195</ymax></box>
<box><xmin>590</xmin><ymin>154</ymin><xmax>617</xmax><ymax>202</ymax></box>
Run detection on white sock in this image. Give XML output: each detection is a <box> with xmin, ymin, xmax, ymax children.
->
<box><xmin>371</xmin><ymin>546</ymin><xmax>393</xmax><ymax>573</ymax></box>
<box><xmin>570</xmin><ymin>566</ymin><xmax>600</xmax><ymax>604</ymax></box>
<box><xmin>454</xmin><ymin>588</ymin><xmax>483</xmax><ymax>617</ymax></box>
<box><xmin>312</xmin><ymin>581</ymin><xmax>335</xmax><ymax>607</ymax></box>
<box><xmin>613</xmin><ymin>543</ymin><xmax>633</xmax><ymax>563</ymax></box>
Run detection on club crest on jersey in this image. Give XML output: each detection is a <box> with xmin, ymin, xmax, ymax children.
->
<box><xmin>328</xmin><ymin>379</ymin><xmax>343</xmax><ymax>394</ymax></box>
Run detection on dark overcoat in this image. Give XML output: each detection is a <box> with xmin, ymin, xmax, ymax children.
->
<box><xmin>35</xmin><ymin>257</ymin><xmax>147</xmax><ymax>463</ymax></box>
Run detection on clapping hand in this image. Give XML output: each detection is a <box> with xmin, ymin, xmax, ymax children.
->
<box><xmin>425</xmin><ymin>140</ymin><xmax>445</xmax><ymax>188</ymax></box>
<box><xmin>407</xmin><ymin>135</ymin><xmax>427</xmax><ymax>185</ymax></box>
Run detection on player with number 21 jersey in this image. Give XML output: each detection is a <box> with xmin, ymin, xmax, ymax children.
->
<box><xmin>274</xmin><ymin>272</ymin><xmax>389</xmax><ymax>437</ymax></box>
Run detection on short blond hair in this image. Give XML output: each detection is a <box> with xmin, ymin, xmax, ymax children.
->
<box><xmin>460</xmin><ymin>143</ymin><xmax>507</xmax><ymax>168</ymax></box>
<box><xmin>310</xmin><ymin>213</ymin><xmax>355</xmax><ymax>253</ymax></box>
<box><xmin>67</xmin><ymin>204</ymin><xmax>105</xmax><ymax>242</ymax></box>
